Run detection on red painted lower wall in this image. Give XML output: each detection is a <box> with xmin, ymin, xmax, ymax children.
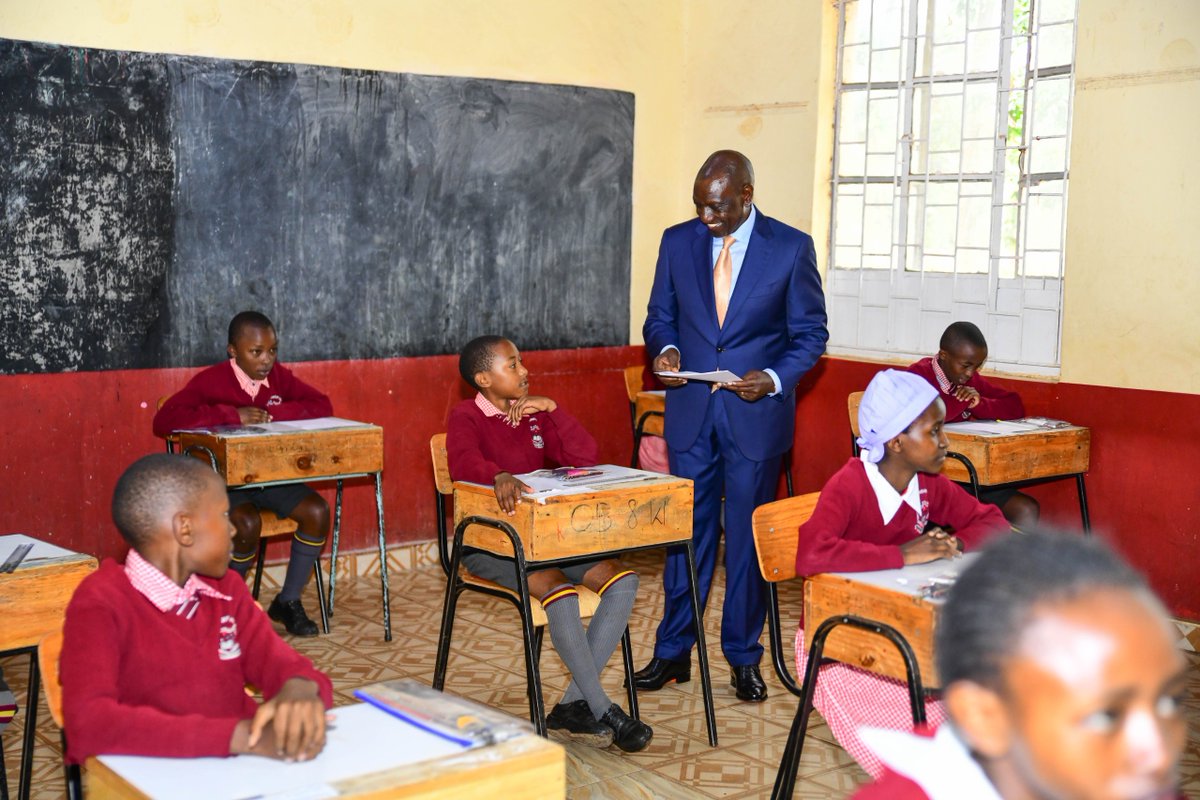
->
<box><xmin>2</xmin><ymin>350</ymin><xmax>1197</xmax><ymax>619</ymax></box>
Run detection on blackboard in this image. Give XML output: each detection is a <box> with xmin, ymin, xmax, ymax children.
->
<box><xmin>0</xmin><ymin>39</ymin><xmax>634</xmax><ymax>373</ymax></box>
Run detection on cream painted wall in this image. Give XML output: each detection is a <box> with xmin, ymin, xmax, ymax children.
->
<box><xmin>678</xmin><ymin>1</ymin><xmax>832</xmax><ymax>241</ymax></box>
<box><xmin>3</xmin><ymin>1</ymin><xmax>1195</xmax><ymax>392</ymax></box>
<box><xmin>1061</xmin><ymin>0</ymin><xmax>1200</xmax><ymax>393</ymax></box>
<box><xmin>0</xmin><ymin>0</ymin><xmax>686</xmax><ymax>343</ymax></box>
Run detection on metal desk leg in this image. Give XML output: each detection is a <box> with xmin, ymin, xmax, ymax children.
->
<box><xmin>327</xmin><ymin>479</ymin><xmax>345</xmax><ymax>615</ymax></box>
<box><xmin>510</xmin><ymin>552</ymin><xmax>545</xmax><ymax>735</ymax></box>
<box><xmin>684</xmin><ymin>543</ymin><xmax>718</xmax><ymax>746</ymax></box>
<box><xmin>375</xmin><ymin>472</ymin><xmax>392</xmax><ymax>642</ymax></box>
<box><xmin>18</xmin><ymin>648</ymin><xmax>39</xmax><ymax>800</ymax></box>
<box><xmin>1076</xmin><ymin>473</ymin><xmax>1091</xmax><ymax>534</ymax></box>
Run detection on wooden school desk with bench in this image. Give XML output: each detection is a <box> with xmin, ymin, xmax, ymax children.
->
<box><xmin>438</xmin><ymin>466</ymin><xmax>721</xmax><ymax>746</ymax></box>
<box><xmin>85</xmin><ymin>680</ymin><xmax>566</xmax><ymax>800</ymax></box>
<box><xmin>847</xmin><ymin>392</ymin><xmax>1093</xmax><ymax>531</ymax></box>
<box><xmin>0</xmin><ymin>534</ymin><xmax>98</xmax><ymax>800</ymax></box>
<box><xmin>177</xmin><ymin>417</ymin><xmax>394</xmax><ymax>639</ymax></box>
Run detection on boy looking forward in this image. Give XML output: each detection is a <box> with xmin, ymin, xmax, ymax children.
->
<box><xmin>154</xmin><ymin>311</ymin><xmax>332</xmax><ymax>636</ymax></box>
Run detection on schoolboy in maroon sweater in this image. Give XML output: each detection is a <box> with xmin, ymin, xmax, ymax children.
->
<box><xmin>907</xmin><ymin>321</ymin><xmax>1039</xmax><ymax>530</ymax></box>
<box><xmin>61</xmin><ymin>454</ymin><xmax>331</xmax><ymax>763</ymax></box>
<box><xmin>446</xmin><ymin>335</ymin><xmax>652</xmax><ymax>753</ymax></box>
<box><xmin>154</xmin><ymin>311</ymin><xmax>331</xmax><ymax>636</ymax></box>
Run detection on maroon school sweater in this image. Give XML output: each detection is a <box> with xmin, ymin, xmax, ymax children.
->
<box><xmin>61</xmin><ymin>560</ymin><xmax>332</xmax><ymax>763</ymax></box>
<box><xmin>446</xmin><ymin>398</ymin><xmax>599</xmax><ymax>484</ymax></box>
<box><xmin>907</xmin><ymin>357</ymin><xmax>1025</xmax><ymax>423</ymax></box>
<box><xmin>153</xmin><ymin>360</ymin><xmax>332</xmax><ymax>437</ymax></box>
<box><xmin>794</xmin><ymin>458</ymin><xmax>1009</xmax><ymax>577</ymax></box>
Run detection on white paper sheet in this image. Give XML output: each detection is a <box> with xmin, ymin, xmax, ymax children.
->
<box><xmin>252</xmin><ymin>417</ymin><xmax>372</xmax><ymax>433</ymax></box>
<box><xmin>654</xmin><ymin>369</ymin><xmax>742</xmax><ymax>383</ymax></box>
<box><xmin>943</xmin><ymin>419</ymin><xmax>1044</xmax><ymax>436</ymax></box>
<box><xmin>830</xmin><ymin>553</ymin><xmax>978</xmax><ymax>601</ymax></box>
<box><xmin>514</xmin><ymin>465</ymin><xmax>668</xmax><ymax>502</ymax></box>
<box><xmin>0</xmin><ymin>533</ymin><xmax>79</xmax><ymax>563</ymax></box>
<box><xmin>97</xmin><ymin>703</ymin><xmax>465</xmax><ymax>800</ymax></box>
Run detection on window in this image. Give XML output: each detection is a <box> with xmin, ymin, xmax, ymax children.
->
<box><xmin>826</xmin><ymin>0</ymin><xmax>1078</xmax><ymax>374</ymax></box>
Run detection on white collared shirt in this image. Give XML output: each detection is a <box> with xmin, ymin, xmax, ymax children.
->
<box><xmin>859</xmin><ymin>451</ymin><xmax>922</xmax><ymax>524</ymax></box>
<box><xmin>859</xmin><ymin>725</ymin><xmax>1004</xmax><ymax>800</ymax></box>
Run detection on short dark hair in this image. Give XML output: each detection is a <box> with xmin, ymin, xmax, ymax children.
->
<box><xmin>936</xmin><ymin>532</ymin><xmax>1150</xmax><ymax>690</ymax></box>
<box><xmin>458</xmin><ymin>335</ymin><xmax>507</xmax><ymax>389</ymax></box>
<box><xmin>939</xmin><ymin>321</ymin><xmax>987</xmax><ymax>353</ymax></box>
<box><xmin>111</xmin><ymin>454</ymin><xmax>216</xmax><ymax>547</ymax></box>
<box><xmin>228</xmin><ymin>311</ymin><xmax>275</xmax><ymax>345</ymax></box>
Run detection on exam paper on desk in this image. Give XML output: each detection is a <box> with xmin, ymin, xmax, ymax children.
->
<box><xmin>96</xmin><ymin>704</ymin><xmax>463</xmax><ymax>800</ymax></box>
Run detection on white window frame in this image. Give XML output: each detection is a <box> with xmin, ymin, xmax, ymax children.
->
<box><xmin>826</xmin><ymin>0</ymin><xmax>1078</xmax><ymax>376</ymax></box>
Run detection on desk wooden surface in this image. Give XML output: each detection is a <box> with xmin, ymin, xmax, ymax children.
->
<box><xmin>803</xmin><ymin>557</ymin><xmax>976</xmax><ymax>688</ymax></box>
<box><xmin>0</xmin><ymin>536</ymin><xmax>97</xmax><ymax>652</ymax></box>
<box><xmin>86</xmin><ymin>727</ymin><xmax>564</xmax><ymax>800</ymax></box>
<box><xmin>453</xmin><ymin>473</ymin><xmax>693</xmax><ymax>562</ymax></box>
<box><xmin>942</xmin><ymin>425</ymin><xmax>1090</xmax><ymax>485</ymax></box>
<box><xmin>179</xmin><ymin>424</ymin><xmax>384</xmax><ymax>487</ymax></box>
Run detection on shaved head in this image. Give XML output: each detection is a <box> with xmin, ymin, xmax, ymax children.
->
<box><xmin>697</xmin><ymin>150</ymin><xmax>754</xmax><ymax>187</ymax></box>
<box><xmin>111</xmin><ymin>454</ymin><xmax>218</xmax><ymax>547</ymax></box>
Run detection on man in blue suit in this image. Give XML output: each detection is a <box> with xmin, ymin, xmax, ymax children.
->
<box><xmin>634</xmin><ymin>151</ymin><xmax>828</xmax><ymax>701</ymax></box>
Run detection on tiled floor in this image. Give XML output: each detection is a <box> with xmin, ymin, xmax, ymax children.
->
<box><xmin>4</xmin><ymin>548</ymin><xmax>1200</xmax><ymax>799</ymax></box>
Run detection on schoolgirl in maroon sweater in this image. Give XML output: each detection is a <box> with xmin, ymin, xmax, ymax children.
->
<box><xmin>61</xmin><ymin>454</ymin><xmax>331</xmax><ymax>763</ymax></box>
<box><xmin>853</xmin><ymin>533</ymin><xmax>1189</xmax><ymax>800</ymax></box>
<box><xmin>793</xmin><ymin>369</ymin><xmax>1009</xmax><ymax>778</ymax></box>
<box><xmin>445</xmin><ymin>336</ymin><xmax>651</xmax><ymax>754</ymax></box>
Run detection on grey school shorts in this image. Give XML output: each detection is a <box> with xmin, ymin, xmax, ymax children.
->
<box><xmin>227</xmin><ymin>483</ymin><xmax>315</xmax><ymax>520</ymax></box>
<box><xmin>462</xmin><ymin>549</ymin><xmax>601</xmax><ymax>592</ymax></box>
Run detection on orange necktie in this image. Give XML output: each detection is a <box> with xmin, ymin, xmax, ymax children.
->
<box><xmin>714</xmin><ymin>235</ymin><xmax>735</xmax><ymax>327</ymax></box>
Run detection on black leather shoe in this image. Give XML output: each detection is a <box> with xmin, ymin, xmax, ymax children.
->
<box><xmin>546</xmin><ymin>701</ymin><xmax>614</xmax><ymax>748</ymax></box>
<box><xmin>630</xmin><ymin>657</ymin><xmax>690</xmax><ymax>691</ymax></box>
<box><xmin>600</xmin><ymin>704</ymin><xmax>653</xmax><ymax>753</ymax></box>
<box><xmin>731</xmin><ymin>664</ymin><xmax>768</xmax><ymax>702</ymax></box>
<box><xmin>267</xmin><ymin>596</ymin><xmax>319</xmax><ymax>637</ymax></box>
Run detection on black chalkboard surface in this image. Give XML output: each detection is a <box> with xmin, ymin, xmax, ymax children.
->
<box><xmin>0</xmin><ymin>39</ymin><xmax>633</xmax><ymax>373</ymax></box>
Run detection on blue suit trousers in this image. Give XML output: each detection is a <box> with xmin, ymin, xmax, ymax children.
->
<box><xmin>654</xmin><ymin>394</ymin><xmax>780</xmax><ymax>666</ymax></box>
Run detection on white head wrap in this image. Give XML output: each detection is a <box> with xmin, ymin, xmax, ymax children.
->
<box><xmin>857</xmin><ymin>370</ymin><xmax>940</xmax><ymax>463</ymax></box>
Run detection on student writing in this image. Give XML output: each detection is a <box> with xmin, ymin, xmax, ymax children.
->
<box><xmin>908</xmin><ymin>320</ymin><xmax>1040</xmax><ymax>529</ymax></box>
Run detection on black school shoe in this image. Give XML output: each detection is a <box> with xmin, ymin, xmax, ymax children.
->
<box><xmin>267</xmin><ymin>596</ymin><xmax>319</xmax><ymax>637</ymax></box>
<box><xmin>546</xmin><ymin>700</ymin><xmax>615</xmax><ymax>748</ymax></box>
<box><xmin>600</xmin><ymin>704</ymin><xmax>653</xmax><ymax>752</ymax></box>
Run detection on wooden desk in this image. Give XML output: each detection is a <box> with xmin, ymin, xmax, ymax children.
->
<box><xmin>0</xmin><ymin>534</ymin><xmax>97</xmax><ymax>800</ymax></box>
<box><xmin>803</xmin><ymin>556</ymin><xmax>976</xmax><ymax>689</ymax></box>
<box><xmin>630</xmin><ymin>390</ymin><xmax>665</xmax><ymax>468</ymax></box>
<box><xmin>942</xmin><ymin>424</ymin><xmax>1092</xmax><ymax>531</ymax></box>
<box><xmin>439</xmin><ymin>472</ymin><xmax>719</xmax><ymax>746</ymax></box>
<box><xmin>85</xmin><ymin>702</ymin><xmax>565</xmax><ymax>800</ymax></box>
<box><xmin>178</xmin><ymin>420</ymin><xmax>392</xmax><ymax>639</ymax></box>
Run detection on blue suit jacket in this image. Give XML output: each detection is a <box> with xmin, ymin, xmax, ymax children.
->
<box><xmin>643</xmin><ymin>211</ymin><xmax>828</xmax><ymax>461</ymax></box>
